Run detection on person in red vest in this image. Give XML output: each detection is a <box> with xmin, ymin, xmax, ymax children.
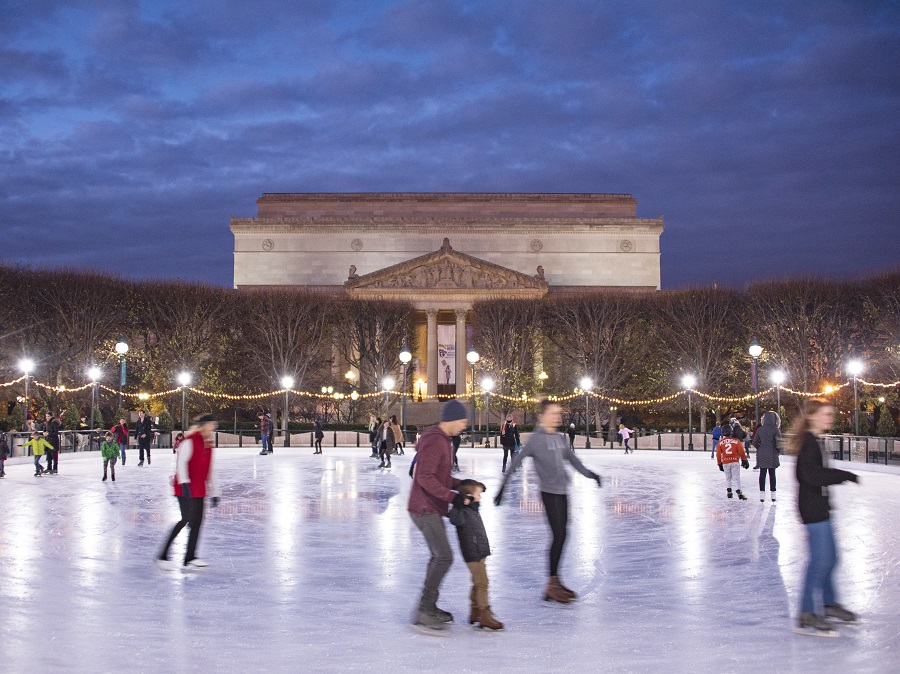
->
<box><xmin>157</xmin><ymin>413</ymin><xmax>220</xmax><ymax>570</ymax></box>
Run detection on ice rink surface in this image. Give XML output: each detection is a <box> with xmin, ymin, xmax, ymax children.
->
<box><xmin>1</xmin><ymin>445</ymin><xmax>897</xmax><ymax>674</ymax></box>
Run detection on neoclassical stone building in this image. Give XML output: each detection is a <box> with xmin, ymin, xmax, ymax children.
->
<box><xmin>231</xmin><ymin>193</ymin><xmax>663</xmax><ymax>397</ymax></box>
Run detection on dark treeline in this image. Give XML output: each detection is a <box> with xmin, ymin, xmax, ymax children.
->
<box><xmin>1</xmin><ymin>264</ymin><xmax>897</xmax><ymax>432</ymax></box>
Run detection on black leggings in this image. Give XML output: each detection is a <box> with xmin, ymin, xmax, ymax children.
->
<box><xmin>502</xmin><ymin>446</ymin><xmax>515</xmax><ymax>470</ymax></box>
<box><xmin>758</xmin><ymin>468</ymin><xmax>777</xmax><ymax>491</ymax></box>
<box><xmin>541</xmin><ymin>492</ymin><xmax>568</xmax><ymax>577</ymax></box>
<box><xmin>160</xmin><ymin>496</ymin><xmax>205</xmax><ymax>564</ymax></box>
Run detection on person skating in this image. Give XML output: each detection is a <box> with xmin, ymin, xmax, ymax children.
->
<box><xmin>449</xmin><ymin>479</ymin><xmax>504</xmax><ymax>631</ymax></box>
<box><xmin>753</xmin><ymin>410</ymin><xmax>782</xmax><ymax>502</ymax></box>
<box><xmin>499</xmin><ymin>414</ymin><xmax>520</xmax><ymax>473</ymax></box>
<box><xmin>791</xmin><ymin>399</ymin><xmax>859</xmax><ymax>637</ymax></box>
<box><xmin>710</xmin><ymin>422</ymin><xmax>723</xmax><ymax>459</ymax></box>
<box><xmin>101</xmin><ymin>432</ymin><xmax>120</xmax><ymax>482</ymax></box>
<box><xmin>43</xmin><ymin>412</ymin><xmax>61</xmax><ymax>474</ymax></box>
<box><xmin>111</xmin><ymin>417</ymin><xmax>129</xmax><ymax>465</ymax></box>
<box><xmin>408</xmin><ymin>400</ymin><xmax>472</xmax><ymax>635</ymax></box>
<box><xmin>0</xmin><ymin>432</ymin><xmax>9</xmax><ymax>477</ymax></box>
<box><xmin>390</xmin><ymin>415</ymin><xmax>404</xmax><ymax>455</ymax></box>
<box><xmin>716</xmin><ymin>424</ymin><xmax>749</xmax><ymax>500</ymax></box>
<box><xmin>494</xmin><ymin>399</ymin><xmax>603</xmax><ymax>605</ymax></box>
<box><xmin>258</xmin><ymin>411</ymin><xmax>272</xmax><ymax>455</ymax></box>
<box><xmin>135</xmin><ymin>409</ymin><xmax>153</xmax><ymax>466</ymax></box>
<box><xmin>567</xmin><ymin>422</ymin><xmax>576</xmax><ymax>450</ymax></box>
<box><xmin>378</xmin><ymin>417</ymin><xmax>395</xmax><ymax>468</ymax></box>
<box><xmin>23</xmin><ymin>432</ymin><xmax>53</xmax><ymax>476</ymax></box>
<box><xmin>618</xmin><ymin>423</ymin><xmax>634</xmax><ymax>454</ymax></box>
<box><xmin>314</xmin><ymin>419</ymin><xmax>324</xmax><ymax>454</ymax></box>
<box><xmin>158</xmin><ymin>414</ymin><xmax>220</xmax><ymax>570</ymax></box>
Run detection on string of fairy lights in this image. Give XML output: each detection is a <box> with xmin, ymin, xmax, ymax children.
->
<box><xmin>2</xmin><ymin>374</ymin><xmax>897</xmax><ymax>407</ymax></box>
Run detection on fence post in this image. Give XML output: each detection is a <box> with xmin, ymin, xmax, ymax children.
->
<box><xmin>239</xmin><ymin>432</ymin><xmax>243</xmax><ymax>448</ymax></box>
<box><xmin>680</xmin><ymin>433</ymin><xmax>684</xmax><ymax>451</ymax></box>
<box><xmin>333</xmin><ymin>430</ymin><xmax>337</xmax><ymax>447</ymax></box>
<box><xmin>357</xmin><ymin>432</ymin><xmax>360</xmax><ymax>448</ymax></box>
<box><xmin>703</xmin><ymin>434</ymin><xmax>707</xmax><ymax>453</ymax></box>
<box><xmin>658</xmin><ymin>434</ymin><xmax>661</xmax><ymax>451</ymax></box>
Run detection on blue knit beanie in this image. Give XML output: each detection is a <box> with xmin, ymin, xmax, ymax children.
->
<box><xmin>440</xmin><ymin>399</ymin><xmax>468</xmax><ymax>422</ymax></box>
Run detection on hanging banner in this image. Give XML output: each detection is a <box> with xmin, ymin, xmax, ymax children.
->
<box><xmin>437</xmin><ymin>324</ymin><xmax>456</xmax><ymax>385</ymax></box>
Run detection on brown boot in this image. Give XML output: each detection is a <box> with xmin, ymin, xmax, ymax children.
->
<box><xmin>544</xmin><ymin>577</ymin><xmax>572</xmax><ymax>604</ymax></box>
<box><xmin>469</xmin><ymin>605</ymin><xmax>479</xmax><ymax>625</ymax></box>
<box><xmin>476</xmin><ymin>606</ymin><xmax>504</xmax><ymax>631</ymax></box>
<box><xmin>554</xmin><ymin>576</ymin><xmax>577</xmax><ymax>600</ymax></box>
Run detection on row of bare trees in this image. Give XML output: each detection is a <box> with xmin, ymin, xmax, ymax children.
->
<box><xmin>1</xmin><ymin>262</ymin><xmax>897</xmax><ymax>428</ymax></box>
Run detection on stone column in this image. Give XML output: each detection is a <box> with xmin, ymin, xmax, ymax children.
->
<box><xmin>426</xmin><ymin>309</ymin><xmax>438</xmax><ymax>397</ymax></box>
<box><xmin>455</xmin><ymin>309</ymin><xmax>468</xmax><ymax>396</ymax></box>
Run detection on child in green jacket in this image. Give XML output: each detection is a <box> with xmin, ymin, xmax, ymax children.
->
<box><xmin>23</xmin><ymin>432</ymin><xmax>53</xmax><ymax>476</ymax></box>
<box><xmin>101</xmin><ymin>432</ymin><xmax>120</xmax><ymax>482</ymax></box>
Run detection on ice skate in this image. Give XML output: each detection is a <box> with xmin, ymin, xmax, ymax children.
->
<box><xmin>554</xmin><ymin>576</ymin><xmax>577</xmax><ymax>600</ymax></box>
<box><xmin>259</xmin><ymin>450</ymin><xmax>268</xmax><ymax>455</ymax></box>
<box><xmin>543</xmin><ymin>577</ymin><xmax>573</xmax><ymax>606</ymax></box>
<box><xmin>138</xmin><ymin>460</ymin><xmax>144</xmax><ymax>467</ymax></box>
<box><xmin>156</xmin><ymin>558</ymin><xmax>178</xmax><ymax>572</ymax></box>
<box><xmin>377</xmin><ymin>460</ymin><xmax>385</xmax><ymax>468</ymax></box>
<box><xmin>794</xmin><ymin>612</ymin><xmax>838</xmax><ymax>637</ymax></box>
<box><xmin>410</xmin><ymin>602</ymin><xmax>450</xmax><ymax>637</ymax></box>
<box><xmin>737</xmin><ymin>490</ymin><xmax>747</xmax><ymax>501</ymax></box>
<box><xmin>727</xmin><ymin>488</ymin><xmax>733</xmax><ymax>499</ymax></box>
<box><xmin>183</xmin><ymin>558</ymin><xmax>209</xmax><ymax>570</ymax></box>
<box><xmin>770</xmin><ymin>492</ymin><xmax>776</xmax><ymax>503</ymax></box>
<box><xmin>475</xmin><ymin>606</ymin><xmax>504</xmax><ymax>631</ymax></box>
<box><xmin>824</xmin><ymin>604</ymin><xmax>858</xmax><ymax>625</ymax></box>
<box><xmin>760</xmin><ymin>491</ymin><xmax>765</xmax><ymax>503</ymax></box>
<box><xmin>102</xmin><ymin>475</ymin><xmax>107</xmax><ymax>482</ymax></box>
<box><xmin>385</xmin><ymin>460</ymin><xmax>391</xmax><ymax>469</ymax></box>
<box><xmin>111</xmin><ymin>474</ymin><xmax>115</xmax><ymax>481</ymax></box>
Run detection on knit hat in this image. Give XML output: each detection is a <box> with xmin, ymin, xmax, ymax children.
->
<box><xmin>506</xmin><ymin>414</ymin><xmax>514</xmax><ymax>422</ymax></box>
<box><xmin>440</xmin><ymin>399</ymin><xmax>469</xmax><ymax>422</ymax></box>
<box><xmin>722</xmin><ymin>424</ymin><xmax>734</xmax><ymax>437</ymax></box>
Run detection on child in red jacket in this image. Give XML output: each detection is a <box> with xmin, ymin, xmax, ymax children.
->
<box><xmin>716</xmin><ymin>424</ymin><xmax>749</xmax><ymax>500</ymax></box>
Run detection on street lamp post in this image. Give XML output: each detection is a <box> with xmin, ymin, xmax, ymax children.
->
<box><xmin>770</xmin><ymin>370</ymin><xmax>786</xmax><ymax>415</ymax></box>
<box><xmin>847</xmin><ymin>360</ymin><xmax>864</xmax><ymax>436</ymax></box>
<box><xmin>748</xmin><ymin>338</ymin><xmax>763</xmax><ymax>431</ymax></box>
<box><xmin>682</xmin><ymin>375</ymin><xmax>697</xmax><ymax>451</ymax></box>
<box><xmin>177</xmin><ymin>371</ymin><xmax>191</xmax><ymax>432</ymax></box>
<box><xmin>282</xmin><ymin>376</ymin><xmax>294</xmax><ymax>447</ymax></box>
<box><xmin>382</xmin><ymin>377</ymin><xmax>395</xmax><ymax>423</ymax></box>
<box><xmin>580</xmin><ymin>377</ymin><xmax>593</xmax><ymax>449</ymax></box>
<box><xmin>467</xmin><ymin>349</ymin><xmax>479</xmax><ymax>448</ymax></box>
<box><xmin>19</xmin><ymin>358</ymin><xmax>34</xmax><ymax>431</ymax></box>
<box><xmin>88</xmin><ymin>367</ymin><xmax>102</xmax><ymax>431</ymax></box>
<box><xmin>399</xmin><ymin>345</ymin><xmax>412</xmax><ymax>445</ymax></box>
<box><xmin>114</xmin><ymin>338</ymin><xmax>129</xmax><ymax>412</ymax></box>
<box><xmin>482</xmin><ymin>377</ymin><xmax>495</xmax><ymax>446</ymax></box>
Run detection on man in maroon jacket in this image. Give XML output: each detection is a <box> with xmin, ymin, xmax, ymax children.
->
<box><xmin>408</xmin><ymin>399</ymin><xmax>471</xmax><ymax>634</ymax></box>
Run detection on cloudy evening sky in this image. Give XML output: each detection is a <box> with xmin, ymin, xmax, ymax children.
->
<box><xmin>2</xmin><ymin>0</ymin><xmax>898</xmax><ymax>288</ymax></box>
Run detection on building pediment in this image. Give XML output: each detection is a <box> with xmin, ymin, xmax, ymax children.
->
<box><xmin>345</xmin><ymin>238</ymin><xmax>548</xmax><ymax>300</ymax></box>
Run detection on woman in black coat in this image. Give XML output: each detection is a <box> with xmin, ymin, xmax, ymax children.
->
<box><xmin>752</xmin><ymin>410</ymin><xmax>782</xmax><ymax>502</ymax></box>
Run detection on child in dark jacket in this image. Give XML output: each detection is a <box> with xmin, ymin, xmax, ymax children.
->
<box><xmin>0</xmin><ymin>432</ymin><xmax>9</xmax><ymax>477</ymax></box>
<box><xmin>449</xmin><ymin>479</ymin><xmax>504</xmax><ymax>631</ymax></box>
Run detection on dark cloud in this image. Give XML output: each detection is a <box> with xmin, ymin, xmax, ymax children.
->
<box><xmin>0</xmin><ymin>0</ymin><xmax>897</xmax><ymax>289</ymax></box>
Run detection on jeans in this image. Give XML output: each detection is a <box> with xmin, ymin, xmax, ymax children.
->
<box><xmin>34</xmin><ymin>455</ymin><xmax>44</xmax><ymax>472</ymax></box>
<box><xmin>410</xmin><ymin>512</ymin><xmax>453</xmax><ymax>606</ymax></box>
<box><xmin>118</xmin><ymin>442</ymin><xmax>127</xmax><ymax>464</ymax></box>
<box><xmin>138</xmin><ymin>436</ymin><xmax>151</xmax><ymax>463</ymax></box>
<box><xmin>801</xmin><ymin>520</ymin><xmax>838</xmax><ymax>613</ymax></box>
<box><xmin>103</xmin><ymin>456</ymin><xmax>117</xmax><ymax>478</ymax></box>
<box><xmin>45</xmin><ymin>449</ymin><xmax>58</xmax><ymax>471</ymax></box>
<box><xmin>541</xmin><ymin>492</ymin><xmax>568</xmax><ymax>577</ymax></box>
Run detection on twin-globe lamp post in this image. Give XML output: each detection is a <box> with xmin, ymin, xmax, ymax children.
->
<box><xmin>846</xmin><ymin>359</ymin><xmax>864</xmax><ymax>436</ymax></box>
<box><xmin>467</xmin><ymin>348</ymin><xmax>479</xmax><ymax>448</ymax></box>
<box><xmin>88</xmin><ymin>367</ymin><xmax>102</xmax><ymax>431</ymax></box>
<box><xmin>19</xmin><ymin>358</ymin><xmax>34</xmax><ymax>431</ymax></box>
<box><xmin>681</xmin><ymin>374</ymin><xmax>697</xmax><ymax>451</ymax></box>
<box><xmin>399</xmin><ymin>345</ymin><xmax>412</xmax><ymax>443</ymax></box>
<box><xmin>114</xmin><ymin>338</ymin><xmax>129</xmax><ymax>412</ymax></box>
<box><xmin>178</xmin><ymin>371</ymin><xmax>191</xmax><ymax>432</ymax></box>
<box><xmin>580</xmin><ymin>377</ymin><xmax>593</xmax><ymax>449</ymax></box>
<box><xmin>282</xmin><ymin>376</ymin><xmax>295</xmax><ymax>447</ymax></box>
<box><xmin>748</xmin><ymin>338</ymin><xmax>763</xmax><ymax>431</ymax></box>
<box><xmin>481</xmin><ymin>377</ymin><xmax>495</xmax><ymax>446</ymax></box>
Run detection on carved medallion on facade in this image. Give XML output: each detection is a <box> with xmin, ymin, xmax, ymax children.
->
<box><xmin>351</xmin><ymin>238</ymin><xmax>364</xmax><ymax>251</ymax></box>
<box><xmin>261</xmin><ymin>239</ymin><xmax>275</xmax><ymax>251</ymax></box>
<box><xmin>530</xmin><ymin>238</ymin><xmax>544</xmax><ymax>252</ymax></box>
<box><xmin>619</xmin><ymin>239</ymin><xmax>634</xmax><ymax>252</ymax></box>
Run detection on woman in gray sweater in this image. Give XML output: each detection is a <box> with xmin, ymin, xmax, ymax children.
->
<box><xmin>494</xmin><ymin>398</ymin><xmax>603</xmax><ymax>604</ymax></box>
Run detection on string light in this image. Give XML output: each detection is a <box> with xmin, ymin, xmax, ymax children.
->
<box><xmin>0</xmin><ymin>375</ymin><xmax>893</xmax><ymax>406</ymax></box>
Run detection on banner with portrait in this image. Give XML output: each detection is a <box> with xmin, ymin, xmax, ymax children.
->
<box><xmin>437</xmin><ymin>325</ymin><xmax>456</xmax><ymax>386</ymax></box>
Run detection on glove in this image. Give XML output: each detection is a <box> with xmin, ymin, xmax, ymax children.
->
<box><xmin>452</xmin><ymin>492</ymin><xmax>471</xmax><ymax>509</ymax></box>
<box><xmin>718</xmin><ymin>464</ymin><xmax>724</xmax><ymax>472</ymax></box>
<box><xmin>741</xmin><ymin>459</ymin><xmax>750</xmax><ymax>470</ymax></box>
<box><xmin>180</xmin><ymin>483</ymin><xmax>192</xmax><ymax>499</ymax></box>
<box><xmin>211</xmin><ymin>496</ymin><xmax>220</xmax><ymax>508</ymax></box>
<box><xmin>493</xmin><ymin>488</ymin><xmax>504</xmax><ymax>507</ymax></box>
<box><xmin>590</xmin><ymin>472</ymin><xmax>602</xmax><ymax>488</ymax></box>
